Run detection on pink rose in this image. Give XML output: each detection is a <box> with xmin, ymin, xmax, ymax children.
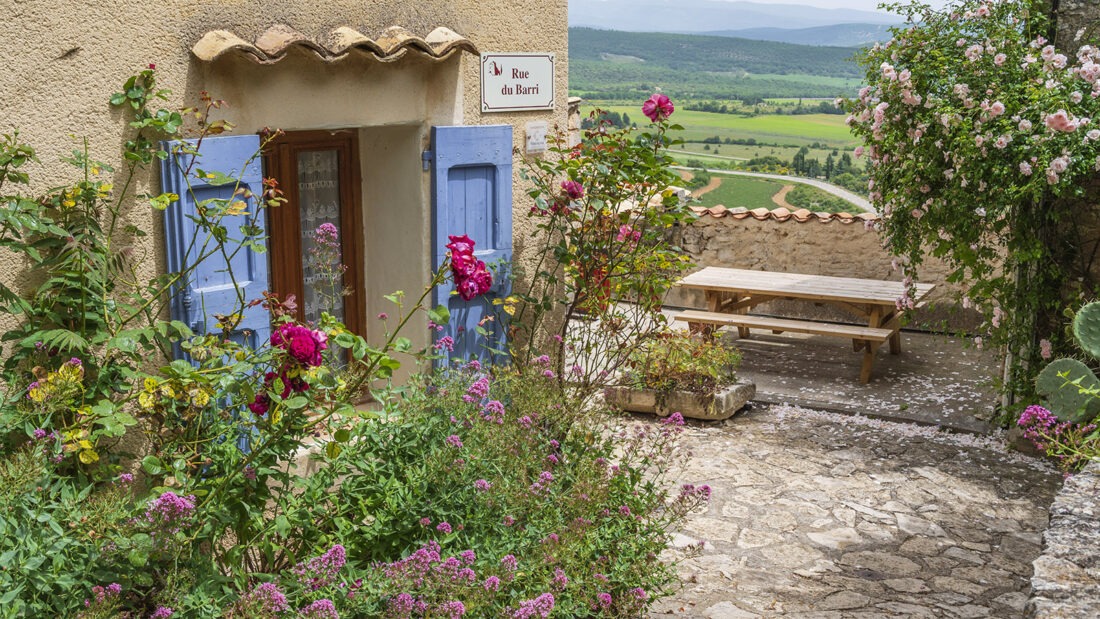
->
<box><xmin>451</xmin><ymin>251</ymin><xmax>479</xmax><ymax>277</ymax></box>
<box><xmin>458</xmin><ymin>277</ymin><xmax>481</xmax><ymax>301</ymax></box>
<box><xmin>641</xmin><ymin>93</ymin><xmax>674</xmax><ymax>122</ymax></box>
<box><xmin>446</xmin><ymin>234</ymin><xmax>475</xmax><ymax>257</ymax></box>
<box><xmin>271</xmin><ymin>324</ymin><xmax>327</xmax><ymax>367</ymax></box>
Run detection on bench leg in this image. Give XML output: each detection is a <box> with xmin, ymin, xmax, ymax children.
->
<box><xmin>859</xmin><ymin>341</ymin><xmax>881</xmax><ymax>384</ymax></box>
<box><xmin>889</xmin><ymin>330</ymin><xmax>901</xmax><ymax>354</ymax></box>
<box><xmin>860</xmin><ymin>348</ymin><xmax>875</xmax><ymax>384</ymax></box>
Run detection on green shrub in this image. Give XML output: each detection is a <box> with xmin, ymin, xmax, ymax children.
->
<box><xmin>625</xmin><ymin>331</ymin><xmax>740</xmax><ymax>395</ymax></box>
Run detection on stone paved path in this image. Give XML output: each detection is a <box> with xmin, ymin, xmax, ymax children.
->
<box><xmin>650</xmin><ymin>403</ymin><xmax>1063</xmax><ymax>618</ymax></box>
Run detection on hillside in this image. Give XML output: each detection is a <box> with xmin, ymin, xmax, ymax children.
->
<box><xmin>569</xmin><ymin>28</ymin><xmax>863</xmax><ymax>100</ymax></box>
<box><xmin>570</xmin><ymin>28</ymin><xmax>860</xmax><ymax>77</ymax></box>
<box><xmin>704</xmin><ymin>23</ymin><xmax>894</xmax><ymax>47</ymax></box>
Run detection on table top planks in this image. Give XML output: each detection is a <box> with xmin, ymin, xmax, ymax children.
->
<box><xmin>677</xmin><ymin>267</ymin><xmax>935</xmax><ymax>306</ymax></box>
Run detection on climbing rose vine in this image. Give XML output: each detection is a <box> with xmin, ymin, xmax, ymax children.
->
<box><xmin>844</xmin><ymin>0</ymin><xmax>1100</xmax><ymax>408</ymax></box>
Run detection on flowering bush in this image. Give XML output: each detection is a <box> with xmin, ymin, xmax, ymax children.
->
<box><xmin>0</xmin><ymin>73</ymin><xmax>702</xmax><ymax>617</ymax></box>
<box><xmin>844</xmin><ymin>0</ymin><xmax>1100</xmax><ymax>410</ymax></box>
<box><xmin>512</xmin><ymin>94</ymin><xmax>695</xmax><ymax>401</ymax></box>
<box><xmin>1017</xmin><ymin>404</ymin><xmax>1099</xmax><ymax>471</ymax></box>
<box><xmin>626</xmin><ymin>331</ymin><xmax>741</xmax><ymax>395</ymax></box>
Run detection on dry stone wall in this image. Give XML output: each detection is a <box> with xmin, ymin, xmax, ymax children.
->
<box><xmin>1028</xmin><ymin>461</ymin><xmax>1100</xmax><ymax>618</ymax></box>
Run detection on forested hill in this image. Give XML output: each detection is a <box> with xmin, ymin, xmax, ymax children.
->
<box><xmin>569</xmin><ymin>27</ymin><xmax>861</xmax><ymax>78</ymax></box>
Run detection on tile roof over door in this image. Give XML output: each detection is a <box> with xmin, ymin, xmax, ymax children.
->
<box><xmin>192</xmin><ymin>24</ymin><xmax>478</xmax><ymax>64</ymax></box>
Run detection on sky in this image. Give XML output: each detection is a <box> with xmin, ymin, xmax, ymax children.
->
<box><xmin>772</xmin><ymin>0</ymin><xmax>948</xmax><ymax>11</ymax></box>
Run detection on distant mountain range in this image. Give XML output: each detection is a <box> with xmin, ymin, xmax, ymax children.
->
<box><xmin>569</xmin><ymin>0</ymin><xmax>901</xmax><ymax>33</ymax></box>
<box><xmin>704</xmin><ymin>23</ymin><xmax>896</xmax><ymax>47</ymax></box>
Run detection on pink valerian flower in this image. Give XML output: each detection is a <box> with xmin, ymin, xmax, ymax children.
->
<box><xmin>437</xmin><ymin>521</ymin><xmax>453</xmax><ymax>534</ymax></box>
<box><xmin>294</xmin><ymin>545</ymin><xmax>347</xmax><ymax>590</ymax></box>
<box><xmin>446</xmin><ymin>235</ymin><xmax>493</xmax><ymax>301</ymax></box>
<box><xmin>300</xmin><ymin>599</ymin><xmax>339</xmax><ymax>619</ymax></box>
<box><xmin>312</xmin><ymin>222</ymin><xmax>340</xmax><ymax>250</ymax></box>
<box><xmin>145</xmin><ymin>492</ymin><xmax>196</xmax><ymax>533</ymax></box>
<box><xmin>377</xmin><ymin>312</ymin><xmax>388</xmax><ymax>320</ymax></box>
<box><xmin>484</xmin><ymin>575</ymin><xmax>501</xmax><ymax>591</ymax></box>
<box><xmin>641</xmin><ymin>93</ymin><xmax>674</xmax><ymax>122</ymax></box>
<box><xmin>150</xmin><ymin>606</ymin><xmax>175</xmax><ymax>619</ymax></box>
<box><xmin>552</xmin><ymin>568</ymin><xmax>569</xmax><ymax>590</ymax></box>
<box><xmin>271</xmin><ymin>323</ymin><xmax>328</xmax><ymax>367</ymax></box>
<box><xmin>501</xmin><ymin>554</ymin><xmax>518</xmax><ymax>571</ymax></box>
<box><xmin>235</xmin><ymin>582</ymin><xmax>289</xmax><ymax>615</ymax></box>
<box><xmin>438</xmin><ymin>601</ymin><xmax>466</xmax><ymax>618</ymax></box>
<box><xmin>561</xmin><ymin>180</ymin><xmax>585</xmax><ymax>200</ymax></box>
<box><xmin>512</xmin><ymin>593</ymin><xmax>556</xmax><ymax>618</ymax></box>
<box><xmin>446</xmin><ymin>434</ymin><xmax>464</xmax><ymax>448</ymax></box>
<box><xmin>596</xmin><ymin>593</ymin><xmax>613</xmax><ymax>609</ymax></box>
<box><xmin>434</xmin><ymin>336</ymin><xmax>455</xmax><ymax>352</ymax></box>
<box><xmin>85</xmin><ymin>583</ymin><xmax>122</xmax><ymax>608</ymax></box>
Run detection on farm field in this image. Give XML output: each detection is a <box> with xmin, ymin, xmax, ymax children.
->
<box><xmin>592</xmin><ymin>106</ymin><xmax>859</xmax><ymax>148</ymax></box>
<box><xmin>668</xmin><ymin>145</ymin><xmax>852</xmax><ymax>168</ymax></box>
<box><xmin>689</xmin><ymin>174</ymin><xmax>788</xmax><ymax>209</ymax></box>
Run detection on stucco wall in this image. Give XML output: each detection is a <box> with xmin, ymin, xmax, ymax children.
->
<box><xmin>0</xmin><ymin>0</ymin><xmax>568</xmax><ymax>367</ymax></box>
<box><xmin>666</xmin><ymin>213</ymin><xmax>981</xmax><ymax>332</ymax></box>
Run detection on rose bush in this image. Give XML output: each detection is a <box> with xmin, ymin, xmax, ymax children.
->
<box><xmin>511</xmin><ymin>93</ymin><xmax>695</xmax><ymax>404</ymax></box>
<box><xmin>843</xmin><ymin>0</ymin><xmax>1100</xmax><ymax>413</ymax></box>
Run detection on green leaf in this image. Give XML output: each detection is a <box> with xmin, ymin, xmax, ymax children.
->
<box><xmin>325</xmin><ymin>442</ymin><xmax>342</xmax><ymax>459</ymax></box>
<box><xmin>428</xmin><ymin>304</ymin><xmax>451</xmax><ymax>326</ymax></box>
<box><xmin>334</xmin><ymin>429</ymin><xmax>351</xmax><ymax>442</ymax></box>
<box><xmin>141</xmin><ymin>455</ymin><xmax>165</xmax><ymax>475</ymax></box>
<box><xmin>283</xmin><ymin>395</ymin><xmax>309</xmax><ymax>410</ymax></box>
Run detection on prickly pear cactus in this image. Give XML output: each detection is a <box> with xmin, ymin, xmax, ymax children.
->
<box><xmin>1072</xmin><ymin>301</ymin><xmax>1100</xmax><ymax>360</ymax></box>
<box><xmin>1035</xmin><ymin>357</ymin><xmax>1100</xmax><ymax>423</ymax></box>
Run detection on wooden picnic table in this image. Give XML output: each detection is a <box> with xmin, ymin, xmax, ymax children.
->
<box><xmin>673</xmin><ymin>267</ymin><xmax>935</xmax><ymax>383</ymax></box>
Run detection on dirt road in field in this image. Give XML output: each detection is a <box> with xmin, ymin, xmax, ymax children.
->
<box><xmin>771</xmin><ymin>184</ymin><xmax>796</xmax><ymax>209</ymax></box>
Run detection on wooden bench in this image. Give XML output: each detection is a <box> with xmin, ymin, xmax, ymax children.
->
<box><xmin>673</xmin><ymin>310</ymin><xmax>895</xmax><ymax>384</ymax></box>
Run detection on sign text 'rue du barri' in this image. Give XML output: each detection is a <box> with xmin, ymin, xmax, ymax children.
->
<box><xmin>481</xmin><ymin>53</ymin><xmax>555</xmax><ymax>113</ymax></box>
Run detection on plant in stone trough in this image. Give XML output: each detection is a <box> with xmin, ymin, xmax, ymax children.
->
<box><xmin>625</xmin><ymin>331</ymin><xmax>741</xmax><ymax>397</ymax></box>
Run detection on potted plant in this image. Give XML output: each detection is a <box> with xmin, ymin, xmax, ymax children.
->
<box><xmin>605</xmin><ymin>331</ymin><xmax>755</xmax><ymax>420</ymax></box>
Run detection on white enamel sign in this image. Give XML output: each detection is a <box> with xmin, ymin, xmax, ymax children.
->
<box><xmin>481</xmin><ymin>53</ymin><xmax>555</xmax><ymax>113</ymax></box>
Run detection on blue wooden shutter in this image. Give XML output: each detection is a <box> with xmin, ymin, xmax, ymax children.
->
<box><xmin>160</xmin><ymin>134</ymin><xmax>270</xmax><ymax>355</ymax></box>
<box><xmin>430</xmin><ymin>125</ymin><xmax>513</xmax><ymax>365</ymax></box>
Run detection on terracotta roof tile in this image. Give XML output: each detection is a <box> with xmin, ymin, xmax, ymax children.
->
<box><xmin>690</xmin><ymin>205</ymin><xmax>879</xmax><ymax>223</ymax></box>
<box><xmin>193</xmin><ymin>25</ymin><xmax>477</xmax><ymax>64</ymax></box>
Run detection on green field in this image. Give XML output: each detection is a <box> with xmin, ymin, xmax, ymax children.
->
<box><xmin>689</xmin><ymin>175</ymin><xmax>787</xmax><ymax>209</ymax></box>
<box><xmin>669</xmin><ymin>144</ymin><xmax>853</xmax><ymax>167</ymax></box>
<box><xmin>593</xmin><ymin>106</ymin><xmax>859</xmax><ymax>148</ymax></box>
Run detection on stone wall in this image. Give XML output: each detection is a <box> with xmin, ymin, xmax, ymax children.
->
<box><xmin>666</xmin><ymin>210</ymin><xmax>982</xmax><ymax>332</ymax></box>
<box><xmin>1028</xmin><ymin>461</ymin><xmax>1100</xmax><ymax>618</ymax></box>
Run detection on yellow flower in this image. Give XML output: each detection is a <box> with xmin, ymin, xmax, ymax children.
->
<box><xmin>143</xmin><ymin>377</ymin><xmax>158</xmax><ymax>392</ymax></box>
<box><xmin>138</xmin><ymin>391</ymin><xmax>156</xmax><ymax>409</ymax></box>
<box><xmin>160</xmin><ymin>383</ymin><xmax>177</xmax><ymax>399</ymax></box>
<box><xmin>79</xmin><ymin>449</ymin><xmax>99</xmax><ymax>464</ymax></box>
<box><xmin>192</xmin><ymin>390</ymin><xmax>211</xmax><ymax>408</ymax></box>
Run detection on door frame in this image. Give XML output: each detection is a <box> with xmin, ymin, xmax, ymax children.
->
<box><xmin>263</xmin><ymin>129</ymin><xmax>365</xmax><ymax>338</ymax></box>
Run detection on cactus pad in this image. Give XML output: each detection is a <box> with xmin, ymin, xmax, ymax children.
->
<box><xmin>1035</xmin><ymin>357</ymin><xmax>1100</xmax><ymax>424</ymax></box>
<box><xmin>1073</xmin><ymin>301</ymin><xmax>1100</xmax><ymax>360</ymax></box>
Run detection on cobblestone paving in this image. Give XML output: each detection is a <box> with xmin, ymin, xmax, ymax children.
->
<box><xmin>650</xmin><ymin>404</ymin><xmax>1063</xmax><ymax>618</ymax></box>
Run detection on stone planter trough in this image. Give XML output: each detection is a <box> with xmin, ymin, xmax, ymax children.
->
<box><xmin>604</xmin><ymin>381</ymin><xmax>756</xmax><ymax>421</ymax></box>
